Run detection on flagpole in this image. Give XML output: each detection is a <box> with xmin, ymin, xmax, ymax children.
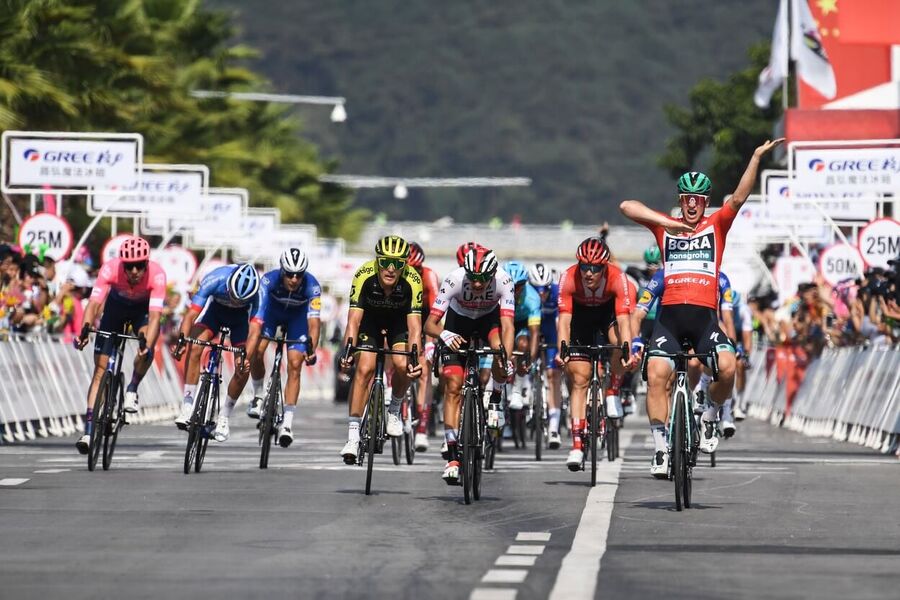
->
<box><xmin>786</xmin><ymin>0</ymin><xmax>794</xmax><ymax>110</ymax></box>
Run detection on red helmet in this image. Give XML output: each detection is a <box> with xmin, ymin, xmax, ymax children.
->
<box><xmin>575</xmin><ymin>237</ymin><xmax>610</xmax><ymax>265</ymax></box>
<box><xmin>119</xmin><ymin>236</ymin><xmax>150</xmax><ymax>263</ymax></box>
<box><xmin>463</xmin><ymin>246</ymin><xmax>498</xmax><ymax>277</ymax></box>
<box><xmin>407</xmin><ymin>242</ymin><xmax>425</xmax><ymax>268</ymax></box>
<box><xmin>456</xmin><ymin>241</ymin><xmax>482</xmax><ymax>267</ymax></box>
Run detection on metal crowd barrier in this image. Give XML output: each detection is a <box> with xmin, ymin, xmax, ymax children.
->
<box><xmin>0</xmin><ymin>335</ymin><xmax>183</xmax><ymax>444</ymax></box>
<box><xmin>742</xmin><ymin>344</ymin><xmax>900</xmax><ymax>456</ymax></box>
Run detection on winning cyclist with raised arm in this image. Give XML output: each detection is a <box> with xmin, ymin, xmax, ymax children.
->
<box><xmin>620</xmin><ymin>138</ymin><xmax>783</xmax><ymax>475</ymax></box>
<box><xmin>529</xmin><ymin>263</ymin><xmax>564</xmax><ymax>448</ymax></box>
<box><xmin>73</xmin><ymin>236</ymin><xmax>167</xmax><ymax>454</ymax></box>
<box><xmin>557</xmin><ymin>237</ymin><xmax>637</xmax><ymax>471</ymax></box>
<box><xmin>425</xmin><ymin>246</ymin><xmax>515</xmax><ymax>485</ymax></box>
<box><xmin>173</xmin><ymin>263</ymin><xmax>261</xmax><ymax>441</ymax></box>
<box><xmin>338</xmin><ymin>236</ymin><xmax>423</xmax><ymax>464</ymax></box>
<box><xmin>245</xmin><ymin>248</ymin><xmax>321</xmax><ymax>448</ymax></box>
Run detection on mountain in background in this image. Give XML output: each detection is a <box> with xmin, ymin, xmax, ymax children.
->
<box><xmin>207</xmin><ymin>0</ymin><xmax>775</xmax><ymax>224</ymax></box>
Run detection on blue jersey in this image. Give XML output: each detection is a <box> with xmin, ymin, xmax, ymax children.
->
<box><xmin>190</xmin><ymin>265</ymin><xmax>260</xmax><ymax>314</ymax></box>
<box><xmin>637</xmin><ymin>269</ymin><xmax>734</xmax><ymax>316</ymax></box>
<box><xmin>534</xmin><ymin>283</ymin><xmax>560</xmax><ymax>319</ymax></box>
<box><xmin>514</xmin><ymin>284</ymin><xmax>543</xmax><ymax>326</ymax></box>
<box><xmin>256</xmin><ymin>269</ymin><xmax>322</xmax><ymax>321</ymax></box>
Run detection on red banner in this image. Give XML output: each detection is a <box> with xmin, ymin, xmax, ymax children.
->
<box><xmin>839</xmin><ymin>0</ymin><xmax>900</xmax><ymax>45</ymax></box>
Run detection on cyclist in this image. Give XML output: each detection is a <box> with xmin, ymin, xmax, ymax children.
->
<box><xmin>338</xmin><ymin>235</ymin><xmax>423</xmax><ymax>464</ymax></box>
<box><xmin>245</xmin><ymin>248</ymin><xmax>321</xmax><ymax>448</ymax></box>
<box><xmin>407</xmin><ymin>241</ymin><xmax>440</xmax><ymax>452</ymax></box>
<box><xmin>529</xmin><ymin>263</ymin><xmax>563</xmax><ymax>449</ymax></box>
<box><xmin>724</xmin><ymin>288</ymin><xmax>754</xmax><ymax>429</ymax></box>
<box><xmin>557</xmin><ymin>236</ymin><xmax>637</xmax><ymax>471</ymax></box>
<box><xmin>173</xmin><ymin>263</ymin><xmax>261</xmax><ymax>442</ymax></box>
<box><xmin>503</xmin><ymin>261</ymin><xmax>542</xmax><ymax>411</ymax></box>
<box><xmin>73</xmin><ymin>236</ymin><xmax>166</xmax><ymax>454</ymax></box>
<box><xmin>425</xmin><ymin>246</ymin><xmax>515</xmax><ymax>485</ymax></box>
<box><xmin>620</xmin><ymin>138</ymin><xmax>783</xmax><ymax>475</ymax></box>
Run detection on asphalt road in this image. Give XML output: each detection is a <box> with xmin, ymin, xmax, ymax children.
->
<box><xmin>1</xmin><ymin>398</ymin><xmax>898</xmax><ymax>600</ymax></box>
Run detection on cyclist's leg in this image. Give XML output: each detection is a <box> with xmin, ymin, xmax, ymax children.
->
<box><xmin>508</xmin><ymin>325</ymin><xmax>530</xmax><ymax>410</ymax></box>
<box><xmin>647</xmin><ymin>314</ymin><xmax>678</xmax><ymax>475</ymax></box>
<box><xmin>564</xmin><ymin>359</ymin><xmax>590</xmax><ymax>468</ymax></box>
<box><xmin>125</xmin><ymin>311</ymin><xmax>153</xmax><ymax>412</ymax></box>
<box><xmin>386</xmin><ymin>326</ymin><xmax>411</xmax><ymax>436</ymax></box>
<box><xmin>543</xmin><ymin>323</ymin><xmax>562</xmax><ymax>440</ymax></box>
<box><xmin>342</xmin><ymin>325</ymin><xmax>379</xmax><ymax>459</ymax></box>
<box><xmin>246</xmin><ymin>336</ymin><xmax>270</xmax><ymax>417</ymax></box>
<box><xmin>214</xmin><ymin>307</ymin><xmax>252</xmax><ymax>442</ymax></box>
<box><xmin>604</xmin><ymin>315</ymin><xmax>625</xmax><ymax>418</ymax></box>
<box><xmin>688</xmin><ymin>307</ymin><xmax>735</xmax><ymax>453</ymax></box>
<box><xmin>415</xmin><ymin>334</ymin><xmax>432</xmax><ymax>447</ymax></box>
<box><xmin>279</xmin><ymin>313</ymin><xmax>311</xmax><ymax>438</ymax></box>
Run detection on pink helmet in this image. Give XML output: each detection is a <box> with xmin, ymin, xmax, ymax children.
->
<box><xmin>119</xmin><ymin>236</ymin><xmax>150</xmax><ymax>263</ymax></box>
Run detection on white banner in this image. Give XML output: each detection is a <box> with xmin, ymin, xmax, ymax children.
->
<box><xmin>818</xmin><ymin>243</ymin><xmax>865</xmax><ymax>286</ymax></box>
<box><xmin>234</xmin><ymin>224</ymin><xmax>318</xmax><ymax>266</ymax></box>
<box><xmin>146</xmin><ymin>188</ymin><xmax>248</xmax><ymax>244</ymax></box>
<box><xmin>794</xmin><ymin>147</ymin><xmax>900</xmax><ymax>194</ymax></box>
<box><xmin>773</xmin><ymin>255</ymin><xmax>817</xmax><ymax>303</ymax></box>
<box><xmin>858</xmin><ymin>218</ymin><xmax>900</xmax><ymax>270</ymax></box>
<box><xmin>17</xmin><ymin>213</ymin><xmax>74</xmax><ymax>261</ymax></box>
<box><xmin>91</xmin><ymin>165</ymin><xmax>207</xmax><ymax>216</ymax></box>
<box><xmin>764</xmin><ymin>175</ymin><xmax>877</xmax><ymax>221</ymax></box>
<box><xmin>730</xmin><ymin>200</ymin><xmax>829</xmax><ymax>242</ymax></box>
<box><xmin>3</xmin><ymin>133</ymin><xmax>141</xmax><ymax>193</ymax></box>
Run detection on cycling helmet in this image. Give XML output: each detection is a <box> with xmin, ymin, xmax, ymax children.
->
<box><xmin>374</xmin><ymin>235</ymin><xmax>409</xmax><ymax>259</ymax></box>
<box><xmin>456</xmin><ymin>241</ymin><xmax>481</xmax><ymax>267</ymax></box>
<box><xmin>227</xmin><ymin>263</ymin><xmax>260</xmax><ymax>302</ymax></box>
<box><xmin>407</xmin><ymin>242</ymin><xmax>425</xmax><ymax>269</ymax></box>
<box><xmin>504</xmin><ymin>261</ymin><xmax>528</xmax><ymax>286</ymax></box>
<box><xmin>575</xmin><ymin>237</ymin><xmax>611</xmax><ymax>265</ymax></box>
<box><xmin>677</xmin><ymin>171</ymin><xmax>712</xmax><ymax>195</ymax></box>
<box><xmin>643</xmin><ymin>245</ymin><xmax>662</xmax><ymax>266</ymax></box>
<box><xmin>119</xmin><ymin>236</ymin><xmax>150</xmax><ymax>263</ymax></box>
<box><xmin>464</xmin><ymin>246</ymin><xmax>498</xmax><ymax>277</ymax></box>
<box><xmin>280</xmin><ymin>247</ymin><xmax>308</xmax><ymax>274</ymax></box>
<box><xmin>528</xmin><ymin>263</ymin><xmax>553</xmax><ymax>287</ymax></box>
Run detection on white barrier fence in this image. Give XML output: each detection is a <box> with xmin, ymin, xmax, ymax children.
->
<box><xmin>743</xmin><ymin>345</ymin><xmax>900</xmax><ymax>455</ymax></box>
<box><xmin>0</xmin><ymin>336</ymin><xmax>339</xmax><ymax>444</ymax></box>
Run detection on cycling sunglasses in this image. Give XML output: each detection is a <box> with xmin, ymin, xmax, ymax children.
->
<box><xmin>579</xmin><ymin>263</ymin><xmax>606</xmax><ymax>274</ymax></box>
<box><xmin>466</xmin><ymin>272</ymin><xmax>492</xmax><ymax>283</ymax></box>
<box><xmin>124</xmin><ymin>261</ymin><xmax>148</xmax><ymax>272</ymax></box>
<box><xmin>283</xmin><ymin>271</ymin><xmax>303</xmax><ymax>280</ymax></box>
<box><xmin>678</xmin><ymin>193</ymin><xmax>709</xmax><ymax>206</ymax></box>
<box><xmin>377</xmin><ymin>257</ymin><xmax>407</xmax><ymax>271</ymax></box>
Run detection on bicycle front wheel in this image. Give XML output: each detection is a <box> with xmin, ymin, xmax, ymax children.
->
<box><xmin>259</xmin><ymin>378</ymin><xmax>278</xmax><ymax>470</ymax></box>
<box><xmin>403</xmin><ymin>392</ymin><xmax>416</xmax><ymax>465</ymax></box>
<box><xmin>184</xmin><ymin>379</ymin><xmax>209</xmax><ymax>474</ymax></box>
<box><xmin>673</xmin><ymin>393</ymin><xmax>686</xmax><ymax>511</ymax></box>
<box><xmin>606</xmin><ymin>417</ymin><xmax>618</xmax><ymax>462</ymax></box>
<box><xmin>88</xmin><ymin>372</ymin><xmax>112</xmax><ymax>472</ymax></box>
<box><xmin>102</xmin><ymin>374</ymin><xmax>124</xmax><ymax>471</ymax></box>
<box><xmin>365</xmin><ymin>384</ymin><xmax>382</xmax><ymax>495</ymax></box>
<box><xmin>589</xmin><ymin>383</ymin><xmax>600</xmax><ymax>487</ymax></box>
<box><xmin>461</xmin><ymin>388</ymin><xmax>477</xmax><ymax>504</ymax></box>
<box><xmin>533</xmin><ymin>379</ymin><xmax>544</xmax><ymax>461</ymax></box>
<box><xmin>194</xmin><ymin>380</ymin><xmax>214</xmax><ymax>473</ymax></box>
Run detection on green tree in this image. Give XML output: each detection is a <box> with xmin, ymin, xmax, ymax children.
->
<box><xmin>658</xmin><ymin>42</ymin><xmax>783</xmax><ymax>204</ymax></box>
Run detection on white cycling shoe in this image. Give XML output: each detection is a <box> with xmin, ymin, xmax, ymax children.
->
<box><xmin>721</xmin><ymin>419</ymin><xmax>736</xmax><ymax>439</ymax></box>
<box><xmin>246</xmin><ymin>397</ymin><xmax>262</xmax><ymax>419</ymax></box>
<box><xmin>548</xmin><ymin>431</ymin><xmax>562</xmax><ymax>449</ymax></box>
<box><xmin>341</xmin><ymin>440</ymin><xmax>359</xmax><ymax>464</ymax></box>
<box><xmin>76</xmin><ymin>434</ymin><xmax>90</xmax><ymax>455</ymax></box>
<box><xmin>386</xmin><ymin>413</ymin><xmax>403</xmax><ymax>437</ymax></box>
<box><xmin>278</xmin><ymin>426</ymin><xmax>293</xmax><ymax>448</ymax></box>
<box><xmin>123</xmin><ymin>391</ymin><xmax>139</xmax><ymax>414</ymax></box>
<box><xmin>605</xmin><ymin>395</ymin><xmax>623</xmax><ymax>419</ymax></box>
<box><xmin>566</xmin><ymin>448</ymin><xmax>583</xmax><ymax>472</ymax></box>
<box><xmin>440</xmin><ymin>440</ymin><xmax>449</xmax><ymax>459</ymax></box>
<box><xmin>733</xmin><ymin>404</ymin><xmax>747</xmax><ymax>421</ymax></box>
<box><xmin>508</xmin><ymin>391</ymin><xmax>524</xmax><ymax>411</ymax></box>
<box><xmin>175</xmin><ymin>403</ymin><xmax>193</xmax><ymax>431</ymax></box>
<box><xmin>442</xmin><ymin>460</ymin><xmax>460</xmax><ymax>485</ymax></box>
<box><xmin>213</xmin><ymin>415</ymin><xmax>230</xmax><ymax>442</ymax></box>
<box><xmin>651</xmin><ymin>450</ymin><xmax>669</xmax><ymax>479</ymax></box>
<box><xmin>414</xmin><ymin>433</ymin><xmax>429</xmax><ymax>452</ymax></box>
<box><xmin>699</xmin><ymin>416</ymin><xmax>719</xmax><ymax>454</ymax></box>
<box><xmin>487</xmin><ymin>404</ymin><xmax>505</xmax><ymax>430</ymax></box>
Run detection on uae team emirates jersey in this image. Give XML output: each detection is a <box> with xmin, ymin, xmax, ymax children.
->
<box><xmin>645</xmin><ymin>203</ymin><xmax>738</xmax><ymax>310</ymax></box>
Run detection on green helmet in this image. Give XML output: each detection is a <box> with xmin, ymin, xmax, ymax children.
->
<box><xmin>677</xmin><ymin>171</ymin><xmax>712</xmax><ymax>194</ymax></box>
<box><xmin>643</xmin><ymin>245</ymin><xmax>661</xmax><ymax>265</ymax></box>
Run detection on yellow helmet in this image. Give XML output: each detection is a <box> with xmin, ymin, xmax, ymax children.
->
<box><xmin>374</xmin><ymin>235</ymin><xmax>410</xmax><ymax>259</ymax></box>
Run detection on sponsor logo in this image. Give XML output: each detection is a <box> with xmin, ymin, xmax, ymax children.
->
<box><xmin>667</xmin><ymin>277</ymin><xmax>711</xmax><ymax>286</ymax></box>
<box><xmin>655</xmin><ymin>336</ymin><xmax>668</xmax><ymax>346</ymax></box>
<box><xmin>808</xmin><ymin>158</ymin><xmax>825</xmax><ymax>172</ymax></box>
<box><xmin>22</xmin><ymin>148</ymin><xmax>126</xmax><ymax>166</ymax></box>
<box><xmin>709</xmin><ymin>332</ymin><xmax>720</xmax><ymax>343</ymax></box>
<box><xmin>23</xmin><ymin>149</ymin><xmax>40</xmax><ymax>162</ymax></box>
<box><xmin>810</xmin><ymin>156</ymin><xmax>900</xmax><ymax>174</ymax></box>
<box><xmin>666</xmin><ymin>231</ymin><xmax>715</xmax><ymax>263</ymax></box>
<box><xmin>310</xmin><ymin>297</ymin><xmax>321</xmax><ymax>310</ymax></box>
<box><xmin>638</xmin><ymin>290</ymin><xmax>652</xmax><ymax>305</ymax></box>
<box><xmin>779</xmin><ymin>185</ymin><xmax>790</xmax><ymax>197</ymax></box>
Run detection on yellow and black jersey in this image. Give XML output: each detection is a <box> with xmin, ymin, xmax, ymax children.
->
<box><xmin>349</xmin><ymin>260</ymin><xmax>423</xmax><ymax>315</ymax></box>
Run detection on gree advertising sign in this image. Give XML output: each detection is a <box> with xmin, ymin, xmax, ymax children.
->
<box><xmin>2</xmin><ymin>131</ymin><xmax>142</xmax><ymax>194</ymax></box>
<box><xmin>793</xmin><ymin>147</ymin><xmax>900</xmax><ymax>194</ymax></box>
<box><xmin>90</xmin><ymin>165</ymin><xmax>208</xmax><ymax>217</ymax></box>
<box><xmin>763</xmin><ymin>174</ymin><xmax>876</xmax><ymax>221</ymax></box>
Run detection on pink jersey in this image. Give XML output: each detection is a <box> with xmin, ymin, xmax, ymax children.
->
<box><xmin>90</xmin><ymin>258</ymin><xmax>167</xmax><ymax>312</ymax></box>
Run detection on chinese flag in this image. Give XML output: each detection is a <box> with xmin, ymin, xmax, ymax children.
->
<box><xmin>839</xmin><ymin>0</ymin><xmax>900</xmax><ymax>44</ymax></box>
<box><xmin>797</xmin><ymin>0</ymin><xmax>891</xmax><ymax>108</ymax></box>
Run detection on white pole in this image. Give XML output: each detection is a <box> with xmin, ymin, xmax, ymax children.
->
<box><xmin>111</xmin><ymin>216</ymin><xmax>117</xmax><ymax>237</ymax></box>
<box><xmin>30</xmin><ymin>193</ymin><xmax>36</xmax><ymax>215</ymax></box>
<box><xmin>56</xmin><ymin>194</ymin><xmax>62</xmax><ymax>217</ymax></box>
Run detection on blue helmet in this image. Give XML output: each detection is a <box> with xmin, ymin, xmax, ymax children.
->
<box><xmin>504</xmin><ymin>261</ymin><xmax>528</xmax><ymax>286</ymax></box>
<box><xmin>227</xmin><ymin>263</ymin><xmax>260</xmax><ymax>302</ymax></box>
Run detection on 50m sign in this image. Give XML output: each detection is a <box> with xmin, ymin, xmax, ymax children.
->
<box><xmin>17</xmin><ymin>212</ymin><xmax>74</xmax><ymax>261</ymax></box>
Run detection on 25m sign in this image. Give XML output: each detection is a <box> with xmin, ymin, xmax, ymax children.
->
<box><xmin>858</xmin><ymin>218</ymin><xmax>900</xmax><ymax>270</ymax></box>
<box><xmin>17</xmin><ymin>212</ymin><xmax>74</xmax><ymax>261</ymax></box>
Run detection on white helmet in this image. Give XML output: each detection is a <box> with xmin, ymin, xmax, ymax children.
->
<box><xmin>528</xmin><ymin>263</ymin><xmax>552</xmax><ymax>287</ymax></box>
<box><xmin>280</xmin><ymin>248</ymin><xmax>308</xmax><ymax>274</ymax></box>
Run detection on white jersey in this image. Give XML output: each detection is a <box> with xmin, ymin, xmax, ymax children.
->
<box><xmin>430</xmin><ymin>267</ymin><xmax>515</xmax><ymax>320</ymax></box>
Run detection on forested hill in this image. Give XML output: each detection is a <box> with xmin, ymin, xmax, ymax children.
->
<box><xmin>207</xmin><ymin>1</ymin><xmax>775</xmax><ymax>224</ymax></box>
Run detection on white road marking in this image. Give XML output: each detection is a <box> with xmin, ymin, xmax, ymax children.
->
<box><xmin>495</xmin><ymin>555</ymin><xmax>537</xmax><ymax>567</ymax></box>
<box><xmin>515</xmin><ymin>531</ymin><xmax>551</xmax><ymax>542</ymax></box>
<box><xmin>136</xmin><ymin>451</ymin><xmax>166</xmax><ymax>460</ymax></box>
<box><xmin>33</xmin><ymin>469</ymin><xmax>70</xmax><ymax>474</ymax></box>
<box><xmin>0</xmin><ymin>478</ymin><xmax>29</xmax><ymax>486</ymax></box>
<box><xmin>470</xmin><ymin>589</ymin><xmax>517</xmax><ymax>600</ymax></box>
<box><xmin>548</xmin><ymin>430</ymin><xmax>634</xmax><ymax>600</ymax></box>
<box><xmin>506</xmin><ymin>545</ymin><xmax>544</xmax><ymax>555</ymax></box>
<box><xmin>481</xmin><ymin>569</ymin><xmax>528</xmax><ymax>584</ymax></box>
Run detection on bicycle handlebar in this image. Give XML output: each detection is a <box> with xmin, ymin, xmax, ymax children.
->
<box><xmin>640</xmin><ymin>348</ymin><xmax>720</xmax><ymax>382</ymax></box>
<box><xmin>261</xmin><ymin>334</ymin><xmax>309</xmax><ymax>345</ymax></box>
<box><xmin>177</xmin><ymin>333</ymin><xmax>246</xmax><ymax>357</ymax></box>
<box><xmin>341</xmin><ymin>339</ymin><xmax>419</xmax><ymax>365</ymax></box>
<box><xmin>560</xmin><ymin>341</ymin><xmax>629</xmax><ymax>364</ymax></box>
<box><xmin>430</xmin><ymin>338</ymin><xmax>508</xmax><ymax>379</ymax></box>
<box><xmin>83</xmin><ymin>326</ymin><xmax>146</xmax><ymax>352</ymax></box>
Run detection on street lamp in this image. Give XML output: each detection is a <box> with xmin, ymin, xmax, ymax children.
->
<box><xmin>319</xmin><ymin>175</ymin><xmax>532</xmax><ymax>198</ymax></box>
<box><xmin>190</xmin><ymin>90</ymin><xmax>348</xmax><ymax>123</ymax></box>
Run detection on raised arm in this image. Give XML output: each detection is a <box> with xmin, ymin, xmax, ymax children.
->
<box><xmin>619</xmin><ymin>200</ymin><xmax>695</xmax><ymax>234</ymax></box>
<box><xmin>726</xmin><ymin>138</ymin><xmax>785</xmax><ymax>212</ymax></box>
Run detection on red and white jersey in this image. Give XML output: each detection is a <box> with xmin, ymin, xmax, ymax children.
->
<box><xmin>90</xmin><ymin>258</ymin><xmax>167</xmax><ymax>311</ymax></box>
<box><xmin>645</xmin><ymin>204</ymin><xmax>738</xmax><ymax>310</ymax></box>
<box><xmin>558</xmin><ymin>262</ymin><xmax>634</xmax><ymax>316</ymax></box>
<box><xmin>419</xmin><ymin>265</ymin><xmax>440</xmax><ymax>315</ymax></box>
<box><xmin>430</xmin><ymin>266</ymin><xmax>515</xmax><ymax>320</ymax></box>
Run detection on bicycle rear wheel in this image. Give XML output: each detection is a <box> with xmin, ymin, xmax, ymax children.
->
<box><xmin>403</xmin><ymin>391</ymin><xmax>416</xmax><ymax>465</ymax></box>
<box><xmin>673</xmin><ymin>393</ymin><xmax>686</xmax><ymax>511</ymax></box>
<box><xmin>259</xmin><ymin>377</ymin><xmax>278</xmax><ymax>469</ymax></box>
<box><xmin>102</xmin><ymin>374</ymin><xmax>124</xmax><ymax>471</ymax></box>
<box><xmin>590</xmin><ymin>382</ymin><xmax>601</xmax><ymax>486</ymax></box>
<box><xmin>483</xmin><ymin>429</ymin><xmax>497</xmax><ymax>470</ymax></box>
<box><xmin>533</xmin><ymin>380</ymin><xmax>544</xmax><ymax>461</ymax></box>
<box><xmin>88</xmin><ymin>372</ymin><xmax>112</xmax><ymax>472</ymax></box>
<box><xmin>462</xmin><ymin>388</ymin><xmax>477</xmax><ymax>504</ymax></box>
<box><xmin>365</xmin><ymin>384</ymin><xmax>382</xmax><ymax>495</ymax></box>
<box><xmin>473</xmin><ymin>399</ymin><xmax>484</xmax><ymax>500</ymax></box>
<box><xmin>194</xmin><ymin>380</ymin><xmax>214</xmax><ymax>473</ymax></box>
<box><xmin>184</xmin><ymin>379</ymin><xmax>209</xmax><ymax>474</ymax></box>
<box><xmin>606</xmin><ymin>417</ymin><xmax>618</xmax><ymax>462</ymax></box>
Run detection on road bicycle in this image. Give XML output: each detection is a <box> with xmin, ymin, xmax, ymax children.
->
<box><xmin>528</xmin><ymin>353</ymin><xmax>549</xmax><ymax>461</ymax></box>
<box><xmin>82</xmin><ymin>325</ymin><xmax>145</xmax><ymax>472</ymax></box>
<box><xmin>257</xmin><ymin>332</ymin><xmax>307</xmax><ymax>469</ymax></box>
<box><xmin>341</xmin><ymin>340</ymin><xmax>418</xmax><ymax>495</ymax></box>
<box><xmin>176</xmin><ymin>327</ymin><xmax>245</xmax><ymax>475</ymax></box>
<box><xmin>560</xmin><ymin>341</ymin><xmax>627</xmax><ymax>486</ymax></box>
<box><xmin>643</xmin><ymin>343</ymin><xmax>719</xmax><ymax>511</ymax></box>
